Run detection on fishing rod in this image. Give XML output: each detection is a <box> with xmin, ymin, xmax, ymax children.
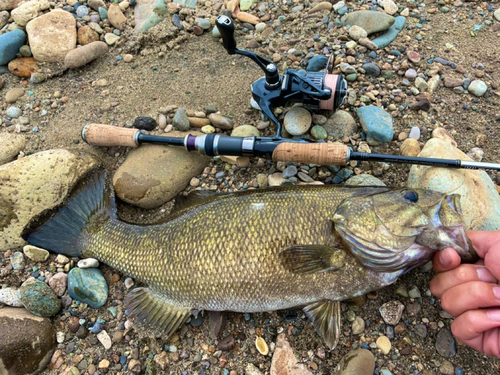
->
<box><xmin>81</xmin><ymin>15</ymin><xmax>500</xmax><ymax>172</ymax></box>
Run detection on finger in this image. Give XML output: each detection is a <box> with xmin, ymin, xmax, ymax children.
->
<box><xmin>433</xmin><ymin>247</ymin><xmax>461</xmax><ymax>274</ymax></box>
<box><xmin>440</xmin><ymin>281</ymin><xmax>500</xmax><ymax>317</ymax></box>
<box><xmin>451</xmin><ymin>309</ymin><xmax>500</xmax><ymax>341</ymax></box>
<box><xmin>430</xmin><ymin>265</ymin><xmax>498</xmax><ymax>298</ymax></box>
<box><xmin>451</xmin><ymin>309</ymin><xmax>500</xmax><ymax>358</ymax></box>
<box><xmin>467</xmin><ymin>230</ymin><xmax>500</xmax><ymax>258</ymax></box>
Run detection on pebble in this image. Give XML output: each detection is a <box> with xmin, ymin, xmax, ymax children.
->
<box><xmin>245</xmin><ymin>363</ymin><xmax>262</xmax><ymax>375</ymax></box>
<box><xmin>0</xmin><ymin>29</ymin><xmax>26</xmax><ymax>66</ymax></box>
<box><xmin>379</xmin><ymin>300</ymin><xmax>405</xmax><ymax>325</ymax></box>
<box><xmin>306</xmin><ymin>55</ymin><xmax>328</xmax><ymax>72</ymax></box>
<box><xmin>133</xmin><ymin>116</ymin><xmax>157</xmax><ymax>131</ymax></box>
<box><xmin>6</xmin><ymin>106</ymin><xmax>22</xmax><ymax>118</ymax></box>
<box><xmin>212</xmin><ymin>25</ymin><xmax>221</xmax><ymax>38</ymax></box>
<box><xmin>409</xmin><ymin>126</ymin><xmax>420</xmax><ymax>140</ymax></box>
<box><xmin>195</xmin><ymin>17</ymin><xmax>210</xmax><ymax>30</ymax></box>
<box><xmin>201</xmin><ymin>125</ymin><xmax>215</xmax><ymax>133</ymax></box>
<box><xmin>268</xmin><ymin>173</ymin><xmax>285</xmax><ymax>187</ymax></box>
<box><xmin>0</xmin><ymin>287</ymin><xmax>23</xmax><ymax>306</ymax></box>
<box><xmin>495</xmin><ymin>8</ymin><xmax>500</xmax><ymax>22</ymax></box>
<box><xmin>231</xmin><ymin>125</ymin><xmax>259</xmax><ymax>137</ymax></box>
<box><xmin>468</xmin><ymin>80</ymin><xmax>487</xmax><ymax>97</ymax></box>
<box><xmin>48</xmin><ymin>272</ymin><xmax>68</xmax><ymax>297</ymax></box>
<box><xmin>342</xmin><ymin>10</ymin><xmax>395</xmax><ymax>35</ymax></box>
<box><xmin>97</xmin><ymin>330</ymin><xmax>112</xmax><ymax>350</ymax></box>
<box><xmin>104</xmin><ymin>33</ymin><xmax>120</xmax><ymax>45</ymax></box>
<box><xmin>362</xmin><ymin>62</ymin><xmax>380</xmax><ymax>77</ymax></box>
<box><xmin>407</xmin><ymin>51</ymin><xmax>421</xmax><ymax>63</ymax></box>
<box><xmin>415</xmin><ymin>324</ymin><xmax>428</xmax><ymax>338</ymax></box>
<box><xmin>467</xmin><ymin>147</ymin><xmax>484</xmax><ymax>162</ymax></box>
<box><xmin>436</xmin><ymin>329</ymin><xmax>456</xmax><ymax>358</ymax></box>
<box><xmin>405</xmin><ymin>69</ymin><xmax>417</xmax><ymax>80</ymax></box>
<box><xmin>64</xmin><ymin>41</ymin><xmax>108</xmax><ymax>69</ymax></box>
<box><xmin>284</xmin><ymin>107</ymin><xmax>311</xmax><ymax>135</ymax></box>
<box><xmin>10</xmin><ymin>251</ymin><xmax>25</xmax><ymax>269</ymax></box>
<box><xmin>19</xmin><ymin>280</ymin><xmax>61</xmax><ymax>317</ymax></box>
<box><xmin>68</xmin><ymin>268</ymin><xmax>108</xmax><ymax>308</ymax></box>
<box><xmin>348</xmin><ymin>25</ymin><xmax>367</xmax><ymax>40</ymax></box>
<box><xmin>400</xmin><ymin>138</ymin><xmax>420</xmax><ymax>157</ymax></box>
<box><xmin>190</xmin><ymin>313</ymin><xmax>203</xmax><ymax>327</ymax></box>
<box><xmin>22</xmin><ymin>245</ymin><xmax>49</xmax><ymax>261</ymax></box>
<box><xmin>255</xmin><ymin>337</ymin><xmax>269</xmax><ymax>355</ymax></box>
<box><xmin>357</xmin><ymin>105</ymin><xmax>394</xmax><ymax>144</ymax></box>
<box><xmin>352</xmin><ymin>316</ymin><xmax>365</xmax><ymax>334</ymax></box>
<box><xmin>77</xmin><ymin>258</ymin><xmax>99</xmax><ymax>268</ymax></box>
<box><xmin>324</xmin><ymin>110</ymin><xmax>357</xmax><ymax>139</ymax></box>
<box><xmin>372</xmin><ymin>16</ymin><xmax>406</xmax><ymax>49</ymax></box>
<box><xmin>108</xmin><ymin>3</ymin><xmax>127</xmax><ymax>29</ymax></box>
<box><xmin>173</xmin><ymin>108</ymin><xmax>190</xmax><ymax>131</ymax></box>
<box><xmin>282</xmin><ymin>165</ymin><xmax>298</xmax><ymax>178</ymax></box>
<box><xmin>208</xmin><ymin>113</ymin><xmax>234</xmax><ymax>130</ymax></box>
<box><xmin>310</xmin><ymin>125</ymin><xmax>327</xmax><ymax>140</ymax></box>
<box><xmin>376</xmin><ymin>335</ymin><xmax>391</xmax><ymax>354</ymax></box>
<box><xmin>55</xmin><ymin>254</ymin><xmax>70</xmax><ymax>264</ymax></box>
<box><xmin>5</xmin><ymin>87</ymin><xmax>24</xmax><ymax>103</ymax></box>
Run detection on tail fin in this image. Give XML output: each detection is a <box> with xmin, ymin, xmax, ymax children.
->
<box><xmin>22</xmin><ymin>167</ymin><xmax>116</xmax><ymax>257</ymax></box>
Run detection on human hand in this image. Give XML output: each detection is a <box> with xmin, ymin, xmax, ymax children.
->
<box><xmin>430</xmin><ymin>230</ymin><xmax>500</xmax><ymax>357</ymax></box>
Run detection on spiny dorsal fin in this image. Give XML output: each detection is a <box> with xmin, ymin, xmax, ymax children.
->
<box><xmin>278</xmin><ymin>245</ymin><xmax>346</xmax><ymax>274</ymax></box>
<box><xmin>303</xmin><ymin>300</ymin><xmax>341</xmax><ymax>350</ymax></box>
<box><xmin>124</xmin><ymin>287</ymin><xmax>190</xmax><ymax>338</ymax></box>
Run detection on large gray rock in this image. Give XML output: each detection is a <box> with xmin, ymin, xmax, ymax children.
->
<box><xmin>0</xmin><ymin>133</ymin><xmax>25</xmax><ymax>165</ymax></box>
<box><xmin>408</xmin><ymin>138</ymin><xmax>500</xmax><ymax>230</ymax></box>
<box><xmin>324</xmin><ymin>110</ymin><xmax>357</xmax><ymax>140</ymax></box>
<box><xmin>0</xmin><ymin>307</ymin><xmax>55</xmax><ymax>375</ymax></box>
<box><xmin>342</xmin><ymin>11</ymin><xmax>395</xmax><ymax>35</ymax></box>
<box><xmin>0</xmin><ymin>149</ymin><xmax>98</xmax><ymax>251</ymax></box>
<box><xmin>113</xmin><ymin>132</ymin><xmax>210</xmax><ymax>209</ymax></box>
<box><xmin>26</xmin><ymin>10</ymin><xmax>77</xmax><ymax>62</ymax></box>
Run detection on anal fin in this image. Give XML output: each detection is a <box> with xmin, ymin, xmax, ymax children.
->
<box><xmin>303</xmin><ymin>300</ymin><xmax>341</xmax><ymax>350</ymax></box>
<box><xmin>278</xmin><ymin>245</ymin><xmax>346</xmax><ymax>274</ymax></box>
<box><xmin>124</xmin><ymin>287</ymin><xmax>190</xmax><ymax>338</ymax></box>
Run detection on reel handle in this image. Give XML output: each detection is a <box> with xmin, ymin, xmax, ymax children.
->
<box><xmin>272</xmin><ymin>142</ymin><xmax>349</xmax><ymax>166</ymax></box>
<box><xmin>81</xmin><ymin>124</ymin><xmax>140</xmax><ymax>147</ymax></box>
<box><xmin>216</xmin><ymin>15</ymin><xmax>237</xmax><ymax>54</ymax></box>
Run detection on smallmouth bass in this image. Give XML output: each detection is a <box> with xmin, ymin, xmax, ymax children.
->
<box><xmin>23</xmin><ymin>168</ymin><xmax>477</xmax><ymax>349</ymax></box>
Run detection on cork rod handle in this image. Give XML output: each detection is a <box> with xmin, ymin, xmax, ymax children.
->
<box><xmin>272</xmin><ymin>142</ymin><xmax>349</xmax><ymax>166</ymax></box>
<box><xmin>82</xmin><ymin>124</ymin><xmax>139</xmax><ymax>148</ymax></box>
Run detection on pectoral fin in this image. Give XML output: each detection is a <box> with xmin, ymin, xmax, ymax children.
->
<box><xmin>278</xmin><ymin>245</ymin><xmax>346</xmax><ymax>274</ymax></box>
<box><xmin>303</xmin><ymin>300</ymin><xmax>341</xmax><ymax>350</ymax></box>
<box><xmin>124</xmin><ymin>287</ymin><xmax>190</xmax><ymax>338</ymax></box>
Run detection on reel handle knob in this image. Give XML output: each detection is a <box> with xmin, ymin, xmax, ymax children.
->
<box><xmin>216</xmin><ymin>15</ymin><xmax>237</xmax><ymax>54</ymax></box>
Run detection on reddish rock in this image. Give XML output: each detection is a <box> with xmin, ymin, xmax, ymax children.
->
<box><xmin>443</xmin><ymin>77</ymin><xmax>463</xmax><ymax>88</ymax></box>
<box><xmin>271</xmin><ymin>334</ymin><xmax>312</xmax><ymax>375</ymax></box>
<box><xmin>8</xmin><ymin>57</ymin><xmax>39</xmax><ymax>78</ymax></box>
<box><xmin>407</xmin><ymin>50</ymin><xmax>421</xmax><ymax>63</ymax></box>
<box><xmin>192</xmin><ymin>25</ymin><xmax>203</xmax><ymax>35</ymax></box>
<box><xmin>77</xmin><ymin>25</ymin><xmax>99</xmax><ymax>45</ymax></box>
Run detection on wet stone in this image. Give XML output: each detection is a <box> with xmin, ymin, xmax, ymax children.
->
<box><xmin>68</xmin><ymin>268</ymin><xmax>108</xmax><ymax>309</ymax></box>
<box><xmin>436</xmin><ymin>329</ymin><xmax>456</xmax><ymax>358</ymax></box>
<box><xmin>19</xmin><ymin>280</ymin><xmax>61</xmax><ymax>317</ymax></box>
<box><xmin>415</xmin><ymin>324</ymin><xmax>428</xmax><ymax>338</ymax></box>
<box><xmin>379</xmin><ymin>300</ymin><xmax>405</xmax><ymax>325</ymax></box>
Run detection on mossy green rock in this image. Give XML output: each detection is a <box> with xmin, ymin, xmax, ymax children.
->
<box><xmin>68</xmin><ymin>268</ymin><xmax>108</xmax><ymax>309</ymax></box>
<box><xmin>19</xmin><ymin>280</ymin><xmax>61</xmax><ymax>317</ymax></box>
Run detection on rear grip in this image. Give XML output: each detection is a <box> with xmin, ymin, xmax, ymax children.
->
<box><xmin>82</xmin><ymin>124</ymin><xmax>139</xmax><ymax>148</ymax></box>
<box><xmin>272</xmin><ymin>142</ymin><xmax>349</xmax><ymax>166</ymax></box>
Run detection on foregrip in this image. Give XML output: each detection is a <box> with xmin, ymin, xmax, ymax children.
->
<box><xmin>82</xmin><ymin>124</ymin><xmax>139</xmax><ymax>147</ymax></box>
<box><xmin>272</xmin><ymin>142</ymin><xmax>349</xmax><ymax>166</ymax></box>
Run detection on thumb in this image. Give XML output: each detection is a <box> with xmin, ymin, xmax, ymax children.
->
<box><xmin>433</xmin><ymin>247</ymin><xmax>461</xmax><ymax>273</ymax></box>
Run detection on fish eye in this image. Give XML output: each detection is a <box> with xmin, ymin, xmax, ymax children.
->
<box><xmin>403</xmin><ymin>190</ymin><xmax>419</xmax><ymax>203</ymax></box>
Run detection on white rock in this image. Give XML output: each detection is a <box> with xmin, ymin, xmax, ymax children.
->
<box><xmin>26</xmin><ymin>10</ymin><xmax>77</xmax><ymax>62</ymax></box>
<box><xmin>378</xmin><ymin>0</ymin><xmax>398</xmax><ymax>15</ymax></box>
<box><xmin>11</xmin><ymin>0</ymin><xmax>49</xmax><ymax>26</ymax></box>
<box><xmin>55</xmin><ymin>254</ymin><xmax>70</xmax><ymax>264</ymax></box>
<box><xmin>56</xmin><ymin>331</ymin><xmax>65</xmax><ymax>343</ymax></box>
<box><xmin>495</xmin><ymin>8</ymin><xmax>500</xmax><ymax>22</ymax></box>
<box><xmin>409</xmin><ymin>126</ymin><xmax>420</xmax><ymax>140</ymax></box>
<box><xmin>97</xmin><ymin>330</ymin><xmax>112</xmax><ymax>350</ymax></box>
<box><xmin>0</xmin><ymin>287</ymin><xmax>23</xmax><ymax>307</ymax></box>
<box><xmin>348</xmin><ymin>25</ymin><xmax>367</xmax><ymax>40</ymax></box>
<box><xmin>124</xmin><ymin>277</ymin><xmax>134</xmax><ymax>289</ymax></box>
<box><xmin>23</xmin><ymin>245</ymin><xmax>49</xmax><ymax>261</ymax></box>
<box><xmin>48</xmin><ymin>272</ymin><xmax>68</xmax><ymax>297</ymax></box>
<box><xmin>333</xmin><ymin>1</ymin><xmax>345</xmax><ymax>12</ymax></box>
<box><xmin>104</xmin><ymin>33</ymin><xmax>120</xmax><ymax>45</ymax></box>
<box><xmin>427</xmin><ymin>75</ymin><xmax>441</xmax><ymax>94</ymax></box>
<box><xmin>78</xmin><ymin>258</ymin><xmax>99</xmax><ymax>268</ymax></box>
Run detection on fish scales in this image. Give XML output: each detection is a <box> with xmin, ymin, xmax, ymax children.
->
<box><xmin>82</xmin><ymin>185</ymin><xmax>391</xmax><ymax>312</ymax></box>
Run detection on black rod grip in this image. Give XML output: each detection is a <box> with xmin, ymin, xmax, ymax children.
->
<box><xmin>216</xmin><ymin>15</ymin><xmax>237</xmax><ymax>54</ymax></box>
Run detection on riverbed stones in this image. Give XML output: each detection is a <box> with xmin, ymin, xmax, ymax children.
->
<box><xmin>8</xmin><ymin>57</ymin><xmax>39</xmax><ymax>78</ymax></box>
<box><xmin>0</xmin><ymin>149</ymin><xmax>98</xmax><ymax>251</ymax></box>
<box><xmin>231</xmin><ymin>125</ymin><xmax>260</xmax><ymax>137</ymax></box>
<box><xmin>173</xmin><ymin>108</ymin><xmax>190</xmax><ymax>131</ymax></box>
<box><xmin>19</xmin><ymin>280</ymin><xmax>61</xmax><ymax>317</ymax></box>
<box><xmin>208</xmin><ymin>113</ymin><xmax>234</xmax><ymax>130</ymax></box>
<box><xmin>48</xmin><ymin>272</ymin><xmax>68</xmax><ymax>296</ymax></box>
<box><xmin>333</xmin><ymin>349</ymin><xmax>374</xmax><ymax>375</ymax></box>
<box><xmin>0</xmin><ymin>307</ymin><xmax>55</xmax><ymax>375</ymax></box>
<box><xmin>324</xmin><ymin>110</ymin><xmax>357</xmax><ymax>139</ymax></box>
<box><xmin>68</xmin><ymin>267</ymin><xmax>108</xmax><ymax>308</ymax></box>
<box><xmin>379</xmin><ymin>300</ymin><xmax>404</xmax><ymax>325</ymax></box>
<box><xmin>77</xmin><ymin>25</ymin><xmax>99</xmax><ymax>45</ymax></box>
<box><xmin>113</xmin><ymin>140</ymin><xmax>210</xmax><ymax>209</ymax></box>
<box><xmin>372</xmin><ymin>16</ymin><xmax>406</xmax><ymax>49</ymax></box>
<box><xmin>378</xmin><ymin>0</ymin><xmax>398</xmax><ymax>15</ymax></box>
<box><xmin>348</xmin><ymin>25</ymin><xmax>367</xmax><ymax>40</ymax></box>
<box><xmin>400</xmin><ymin>138</ymin><xmax>420</xmax><ymax>157</ymax></box>
<box><xmin>0</xmin><ymin>0</ymin><xmax>23</xmax><ymax>10</ymax></box>
<box><xmin>408</xmin><ymin>138</ymin><xmax>500</xmax><ymax>230</ymax></box>
<box><xmin>0</xmin><ymin>287</ymin><xmax>22</xmax><ymax>306</ymax></box>
<box><xmin>0</xmin><ymin>29</ymin><xmax>26</xmax><ymax>65</ymax></box>
<box><xmin>284</xmin><ymin>107</ymin><xmax>312</xmax><ymax>135</ymax></box>
<box><xmin>26</xmin><ymin>10</ymin><xmax>77</xmax><ymax>62</ymax></box>
<box><xmin>0</xmin><ymin>133</ymin><xmax>25</xmax><ymax>165</ymax></box>
<box><xmin>134</xmin><ymin>0</ymin><xmax>167</xmax><ymax>33</ymax></box>
<box><xmin>342</xmin><ymin>11</ymin><xmax>395</xmax><ymax>35</ymax></box>
<box><xmin>436</xmin><ymin>329</ymin><xmax>456</xmax><ymax>358</ymax></box>
<box><xmin>23</xmin><ymin>244</ymin><xmax>49</xmax><ymax>261</ymax></box>
<box><xmin>5</xmin><ymin>87</ymin><xmax>24</xmax><ymax>103</ymax></box>
<box><xmin>64</xmin><ymin>41</ymin><xmax>108</xmax><ymax>68</ymax></box>
<box><xmin>11</xmin><ymin>0</ymin><xmax>50</xmax><ymax>26</ymax></box>
<box><xmin>357</xmin><ymin>106</ymin><xmax>394</xmax><ymax>144</ymax></box>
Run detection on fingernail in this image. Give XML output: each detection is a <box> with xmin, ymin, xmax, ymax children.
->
<box><xmin>477</xmin><ymin>268</ymin><xmax>496</xmax><ymax>282</ymax></box>
<box><xmin>494</xmin><ymin>286</ymin><xmax>500</xmax><ymax>300</ymax></box>
<box><xmin>487</xmin><ymin>309</ymin><xmax>500</xmax><ymax>322</ymax></box>
<box><xmin>440</xmin><ymin>249</ymin><xmax>452</xmax><ymax>266</ymax></box>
